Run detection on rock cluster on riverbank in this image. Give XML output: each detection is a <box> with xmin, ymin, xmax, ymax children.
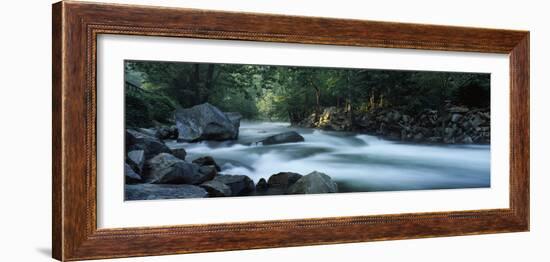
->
<box><xmin>125</xmin><ymin>128</ymin><xmax>339</xmax><ymax>200</ymax></box>
<box><xmin>299</xmin><ymin>105</ymin><xmax>490</xmax><ymax>144</ymax></box>
<box><xmin>125</xmin><ymin>103</ymin><xmax>336</xmax><ymax>200</ymax></box>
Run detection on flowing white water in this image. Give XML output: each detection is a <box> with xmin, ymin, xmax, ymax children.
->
<box><xmin>166</xmin><ymin>121</ymin><xmax>490</xmax><ymax>192</ymax></box>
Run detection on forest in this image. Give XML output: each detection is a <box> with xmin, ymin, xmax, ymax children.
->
<box><xmin>124</xmin><ymin>60</ymin><xmax>490</xmax><ymax>128</ymax></box>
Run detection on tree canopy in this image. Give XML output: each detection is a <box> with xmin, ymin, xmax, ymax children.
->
<box><xmin>125</xmin><ymin>60</ymin><xmax>489</xmax><ymax>127</ymax></box>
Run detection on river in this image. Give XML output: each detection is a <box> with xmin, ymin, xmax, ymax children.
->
<box><xmin>166</xmin><ymin>121</ymin><xmax>490</xmax><ymax>193</ymax></box>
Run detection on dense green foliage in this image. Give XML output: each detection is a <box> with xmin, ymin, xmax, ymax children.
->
<box><xmin>125</xmin><ymin>67</ymin><xmax>178</xmax><ymax>127</ymax></box>
<box><xmin>125</xmin><ymin>60</ymin><xmax>489</xmax><ymax>126</ymax></box>
<box><xmin>125</xmin><ymin>88</ymin><xmax>177</xmax><ymax>127</ymax></box>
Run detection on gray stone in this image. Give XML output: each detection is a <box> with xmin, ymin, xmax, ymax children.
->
<box><xmin>127</xmin><ymin>150</ymin><xmax>145</xmax><ymax>173</ymax></box>
<box><xmin>137</xmin><ymin>128</ymin><xmax>157</xmax><ymax>137</ymax></box>
<box><xmin>462</xmin><ymin>136</ymin><xmax>474</xmax><ymax>144</ymax></box>
<box><xmin>256</xmin><ymin>178</ymin><xmax>268</xmax><ymax>191</ymax></box>
<box><xmin>213</xmin><ymin>174</ymin><xmax>255</xmax><ymax>196</ymax></box>
<box><xmin>171</xmin><ymin>147</ymin><xmax>187</xmax><ymax>160</ymax></box>
<box><xmin>267</xmin><ymin>172</ymin><xmax>303</xmax><ymax>189</ymax></box>
<box><xmin>155</xmin><ymin>125</ymin><xmax>178</xmax><ymax>140</ymax></box>
<box><xmin>192</xmin><ymin>156</ymin><xmax>221</xmax><ymax>171</ymax></box>
<box><xmin>125</xmin><ymin>184</ymin><xmax>208</xmax><ymax>200</ymax></box>
<box><xmin>175</xmin><ymin>103</ymin><xmax>240</xmax><ymax>142</ymax></box>
<box><xmin>225</xmin><ymin>112</ymin><xmax>242</xmax><ymax>138</ymax></box>
<box><xmin>264</xmin><ymin>172</ymin><xmax>303</xmax><ymax>195</ymax></box>
<box><xmin>287</xmin><ymin>171</ymin><xmax>338</xmax><ymax>194</ymax></box>
<box><xmin>451</xmin><ymin>113</ymin><xmax>463</xmax><ymax>122</ymax></box>
<box><xmin>124</xmin><ymin>163</ymin><xmax>142</xmax><ymax>184</ymax></box>
<box><xmin>126</xmin><ymin>129</ymin><xmax>171</xmax><ymax>160</ymax></box>
<box><xmin>200</xmin><ymin>180</ymin><xmax>232</xmax><ymax>197</ymax></box>
<box><xmin>198</xmin><ymin>165</ymin><xmax>218</xmax><ymax>181</ymax></box>
<box><xmin>258</xmin><ymin>131</ymin><xmax>304</xmax><ymax>145</ymax></box>
<box><xmin>146</xmin><ymin>153</ymin><xmax>210</xmax><ymax>185</ymax></box>
<box><xmin>470</xmin><ymin>115</ymin><xmax>484</xmax><ymax>128</ymax></box>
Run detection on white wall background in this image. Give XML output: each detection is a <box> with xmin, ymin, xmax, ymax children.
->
<box><xmin>0</xmin><ymin>0</ymin><xmax>546</xmax><ymax>261</ymax></box>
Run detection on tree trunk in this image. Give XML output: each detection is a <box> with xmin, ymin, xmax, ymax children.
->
<box><xmin>203</xmin><ymin>64</ymin><xmax>215</xmax><ymax>101</ymax></box>
<box><xmin>192</xmin><ymin>64</ymin><xmax>201</xmax><ymax>102</ymax></box>
<box><xmin>314</xmin><ymin>86</ymin><xmax>321</xmax><ymax>118</ymax></box>
<box><xmin>309</xmin><ymin>79</ymin><xmax>321</xmax><ymax>122</ymax></box>
<box><xmin>346</xmin><ymin>71</ymin><xmax>353</xmax><ymax>125</ymax></box>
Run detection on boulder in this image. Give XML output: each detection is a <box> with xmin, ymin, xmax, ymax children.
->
<box><xmin>213</xmin><ymin>174</ymin><xmax>255</xmax><ymax>196</ymax></box>
<box><xmin>287</xmin><ymin>171</ymin><xmax>338</xmax><ymax>194</ymax></box>
<box><xmin>175</xmin><ymin>103</ymin><xmax>240</xmax><ymax>142</ymax></box>
<box><xmin>267</xmin><ymin>172</ymin><xmax>302</xmax><ymax>189</ymax></box>
<box><xmin>264</xmin><ymin>172</ymin><xmax>303</xmax><ymax>195</ymax></box>
<box><xmin>146</xmin><ymin>153</ymin><xmax>212</xmax><ymax>185</ymax></box>
<box><xmin>155</xmin><ymin>125</ymin><xmax>178</xmax><ymax>140</ymax></box>
<box><xmin>171</xmin><ymin>147</ymin><xmax>187</xmax><ymax>160</ymax></box>
<box><xmin>125</xmin><ymin>184</ymin><xmax>208</xmax><ymax>200</ymax></box>
<box><xmin>451</xmin><ymin>113</ymin><xmax>463</xmax><ymax>122</ymax></box>
<box><xmin>256</xmin><ymin>178</ymin><xmax>268</xmax><ymax>192</ymax></box>
<box><xmin>225</xmin><ymin>112</ymin><xmax>242</xmax><ymax>138</ymax></box>
<box><xmin>127</xmin><ymin>150</ymin><xmax>145</xmax><ymax>173</ymax></box>
<box><xmin>137</xmin><ymin>128</ymin><xmax>157</xmax><ymax>137</ymax></box>
<box><xmin>200</xmin><ymin>180</ymin><xmax>232</xmax><ymax>197</ymax></box>
<box><xmin>470</xmin><ymin>115</ymin><xmax>484</xmax><ymax>128</ymax></box>
<box><xmin>198</xmin><ymin>165</ymin><xmax>218</xmax><ymax>180</ymax></box>
<box><xmin>462</xmin><ymin>136</ymin><xmax>474</xmax><ymax>144</ymax></box>
<box><xmin>126</xmin><ymin>129</ymin><xmax>171</xmax><ymax>160</ymax></box>
<box><xmin>258</xmin><ymin>131</ymin><xmax>304</xmax><ymax>145</ymax></box>
<box><xmin>124</xmin><ymin>163</ymin><xmax>142</xmax><ymax>184</ymax></box>
<box><xmin>192</xmin><ymin>156</ymin><xmax>221</xmax><ymax>171</ymax></box>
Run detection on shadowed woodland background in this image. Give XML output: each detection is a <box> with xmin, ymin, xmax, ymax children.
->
<box><xmin>125</xmin><ymin>60</ymin><xmax>490</xmax><ymax>128</ymax></box>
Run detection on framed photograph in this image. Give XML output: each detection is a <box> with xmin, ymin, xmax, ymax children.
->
<box><xmin>52</xmin><ymin>1</ymin><xmax>529</xmax><ymax>261</ymax></box>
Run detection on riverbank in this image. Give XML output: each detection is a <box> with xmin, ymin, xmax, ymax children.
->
<box><xmin>297</xmin><ymin>106</ymin><xmax>490</xmax><ymax>144</ymax></box>
<box><xmin>125</xmin><ymin>126</ymin><xmax>341</xmax><ymax>200</ymax></box>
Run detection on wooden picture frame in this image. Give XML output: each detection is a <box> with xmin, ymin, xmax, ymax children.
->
<box><xmin>52</xmin><ymin>1</ymin><xmax>529</xmax><ymax>261</ymax></box>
